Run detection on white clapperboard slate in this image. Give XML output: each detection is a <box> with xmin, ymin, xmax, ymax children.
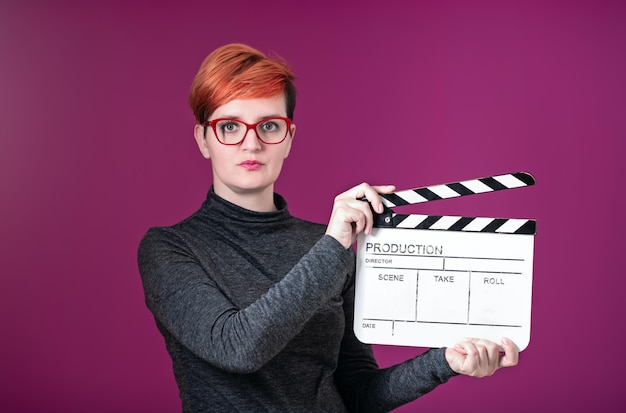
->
<box><xmin>354</xmin><ymin>172</ymin><xmax>536</xmax><ymax>351</ymax></box>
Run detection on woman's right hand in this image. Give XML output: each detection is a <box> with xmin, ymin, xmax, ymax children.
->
<box><xmin>325</xmin><ymin>183</ymin><xmax>396</xmax><ymax>249</ymax></box>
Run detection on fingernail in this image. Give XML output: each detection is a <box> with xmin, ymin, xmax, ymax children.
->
<box><xmin>501</xmin><ymin>337</ymin><xmax>510</xmax><ymax>345</ymax></box>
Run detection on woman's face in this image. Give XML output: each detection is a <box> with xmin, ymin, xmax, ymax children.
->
<box><xmin>194</xmin><ymin>94</ymin><xmax>295</xmax><ymax>204</ymax></box>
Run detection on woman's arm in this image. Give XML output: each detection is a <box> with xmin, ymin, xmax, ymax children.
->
<box><xmin>138</xmin><ymin>230</ymin><xmax>353</xmax><ymax>374</ymax></box>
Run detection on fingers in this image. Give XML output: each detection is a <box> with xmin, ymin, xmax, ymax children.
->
<box><xmin>340</xmin><ymin>183</ymin><xmax>396</xmax><ymax>214</ymax></box>
<box><xmin>454</xmin><ymin>339</ymin><xmax>498</xmax><ymax>376</ymax></box>
<box><xmin>353</xmin><ymin>184</ymin><xmax>395</xmax><ymax>214</ymax></box>
<box><xmin>347</xmin><ymin>183</ymin><xmax>395</xmax><ymax>231</ymax></box>
<box><xmin>342</xmin><ymin>199</ymin><xmax>370</xmax><ymax>234</ymax></box>
<box><xmin>449</xmin><ymin>337</ymin><xmax>519</xmax><ymax>377</ymax></box>
<box><xmin>499</xmin><ymin>337</ymin><xmax>519</xmax><ymax>368</ymax></box>
<box><xmin>326</xmin><ymin>183</ymin><xmax>395</xmax><ymax>249</ymax></box>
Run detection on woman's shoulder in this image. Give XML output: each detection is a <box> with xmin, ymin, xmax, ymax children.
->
<box><xmin>287</xmin><ymin>215</ymin><xmax>327</xmax><ymax>236</ymax></box>
<box><xmin>139</xmin><ymin>208</ymin><xmax>206</xmax><ymax>250</ymax></box>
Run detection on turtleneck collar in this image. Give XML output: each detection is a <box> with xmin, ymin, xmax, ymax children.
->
<box><xmin>200</xmin><ymin>186</ymin><xmax>291</xmax><ymax>226</ymax></box>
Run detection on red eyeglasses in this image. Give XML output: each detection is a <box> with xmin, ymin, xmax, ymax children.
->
<box><xmin>203</xmin><ymin>117</ymin><xmax>292</xmax><ymax>145</ymax></box>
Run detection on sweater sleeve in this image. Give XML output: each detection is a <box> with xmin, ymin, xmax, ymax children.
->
<box><xmin>138</xmin><ymin>228</ymin><xmax>353</xmax><ymax>374</ymax></box>
<box><xmin>334</xmin><ymin>264</ymin><xmax>458</xmax><ymax>413</ymax></box>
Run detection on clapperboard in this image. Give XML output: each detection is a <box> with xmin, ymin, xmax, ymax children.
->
<box><xmin>354</xmin><ymin>172</ymin><xmax>536</xmax><ymax>351</ymax></box>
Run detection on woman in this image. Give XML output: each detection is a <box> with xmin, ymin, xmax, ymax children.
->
<box><xmin>138</xmin><ymin>43</ymin><xmax>518</xmax><ymax>413</ymax></box>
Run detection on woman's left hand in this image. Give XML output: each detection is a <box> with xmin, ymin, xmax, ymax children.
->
<box><xmin>444</xmin><ymin>337</ymin><xmax>519</xmax><ymax>377</ymax></box>
<box><xmin>325</xmin><ymin>183</ymin><xmax>396</xmax><ymax>249</ymax></box>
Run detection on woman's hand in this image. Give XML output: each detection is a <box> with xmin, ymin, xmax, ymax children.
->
<box><xmin>325</xmin><ymin>183</ymin><xmax>396</xmax><ymax>249</ymax></box>
<box><xmin>445</xmin><ymin>337</ymin><xmax>519</xmax><ymax>377</ymax></box>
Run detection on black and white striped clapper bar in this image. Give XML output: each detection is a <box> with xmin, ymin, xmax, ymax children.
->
<box><xmin>373</xmin><ymin>171</ymin><xmax>536</xmax><ymax>234</ymax></box>
<box><xmin>354</xmin><ymin>172</ymin><xmax>536</xmax><ymax>351</ymax></box>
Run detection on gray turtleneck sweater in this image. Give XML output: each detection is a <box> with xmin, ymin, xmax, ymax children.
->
<box><xmin>138</xmin><ymin>188</ymin><xmax>457</xmax><ymax>412</ymax></box>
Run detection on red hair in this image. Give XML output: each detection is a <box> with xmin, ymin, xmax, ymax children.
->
<box><xmin>189</xmin><ymin>43</ymin><xmax>296</xmax><ymax>123</ymax></box>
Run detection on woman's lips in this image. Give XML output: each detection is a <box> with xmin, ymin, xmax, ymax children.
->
<box><xmin>239</xmin><ymin>160</ymin><xmax>263</xmax><ymax>171</ymax></box>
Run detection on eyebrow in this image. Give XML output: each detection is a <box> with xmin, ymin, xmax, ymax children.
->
<box><xmin>218</xmin><ymin>114</ymin><xmax>284</xmax><ymax>121</ymax></box>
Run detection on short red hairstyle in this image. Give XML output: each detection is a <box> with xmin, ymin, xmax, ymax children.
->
<box><xmin>189</xmin><ymin>43</ymin><xmax>296</xmax><ymax>124</ymax></box>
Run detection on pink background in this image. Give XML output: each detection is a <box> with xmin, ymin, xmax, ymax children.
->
<box><xmin>1</xmin><ymin>0</ymin><xmax>624</xmax><ymax>412</ymax></box>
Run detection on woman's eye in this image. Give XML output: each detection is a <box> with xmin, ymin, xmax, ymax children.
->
<box><xmin>220</xmin><ymin>121</ymin><xmax>240</xmax><ymax>133</ymax></box>
<box><xmin>261</xmin><ymin>121</ymin><xmax>278</xmax><ymax>131</ymax></box>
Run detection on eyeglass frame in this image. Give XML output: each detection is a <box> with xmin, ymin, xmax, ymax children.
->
<box><xmin>202</xmin><ymin>117</ymin><xmax>293</xmax><ymax>145</ymax></box>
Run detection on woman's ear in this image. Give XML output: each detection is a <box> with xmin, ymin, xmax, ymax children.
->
<box><xmin>193</xmin><ymin>124</ymin><xmax>211</xmax><ymax>159</ymax></box>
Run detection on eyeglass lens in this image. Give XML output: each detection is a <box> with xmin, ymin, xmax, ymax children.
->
<box><xmin>215</xmin><ymin>119</ymin><xmax>288</xmax><ymax>144</ymax></box>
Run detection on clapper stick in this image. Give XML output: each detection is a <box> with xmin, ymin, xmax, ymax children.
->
<box><xmin>372</xmin><ymin>172</ymin><xmax>536</xmax><ymax>234</ymax></box>
<box><xmin>381</xmin><ymin>172</ymin><xmax>535</xmax><ymax>207</ymax></box>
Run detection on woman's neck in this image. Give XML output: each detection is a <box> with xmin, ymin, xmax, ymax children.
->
<box><xmin>212</xmin><ymin>182</ymin><xmax>277</xmax><ymax>213</ymax></box>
